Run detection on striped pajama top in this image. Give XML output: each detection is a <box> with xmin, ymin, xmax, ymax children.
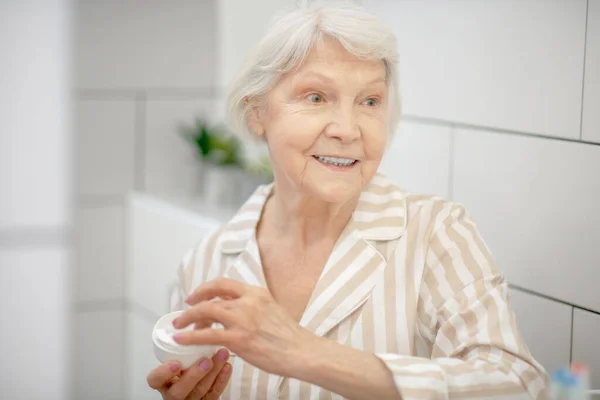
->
<box><xmin>171</xmin><ymin>174</ymin><xmax>550</xmax><ymax>400</ymax></box>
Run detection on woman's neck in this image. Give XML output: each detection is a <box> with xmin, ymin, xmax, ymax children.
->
<box><xmin>261</xmin><ymin>183</ymin><xmax>358</xmax><ymax>248</ymax></box>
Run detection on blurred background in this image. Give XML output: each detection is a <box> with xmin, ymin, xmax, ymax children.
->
<box><xmin>1</xmin><ymin>0</ymin><xmax>599</xmax><ymax>399</ymax></box>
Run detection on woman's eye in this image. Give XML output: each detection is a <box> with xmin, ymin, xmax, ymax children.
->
<box><xmin>307</xmin><ymin>94</ymin><xmax>323</xmax><ymax>103</ymax></box>
<box><xmin>362</xmin><ymin>98</ymin><xmax>379</xmax><ymax>107</ymax></box>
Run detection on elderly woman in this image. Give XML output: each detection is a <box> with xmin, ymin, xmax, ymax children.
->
<box><xmin>147</xmin><ymin>2</ymin><xmax>549</xmax><ymax>399</ymax></box>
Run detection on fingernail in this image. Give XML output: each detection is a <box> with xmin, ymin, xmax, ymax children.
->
<box><xmin>199</xmin><ymin>359</ymin><xmax>211</xmax><ymax>371</ymax></box>
<box><xmin>218</xmin><ymin>349</ymin><xmax>229</xmax><ymax>361</ymax></box>
<box><xmin>169</xmin><ymin>363</ymin><xmax>180</xmax><ymax>372</ymax></box>
<box><xmin>172</xmin><ymin>318</ymin><xmax>179</xmax><ymax>327</ymax></box>
<box><xmin>173</xmin><ymin>333</ymin><xmax>182</xmax><ymax>341</ymax></box>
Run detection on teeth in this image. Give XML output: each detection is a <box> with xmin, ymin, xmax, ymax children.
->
<box><xmin>315</xmin><ymin>155</ymin><xmax>356</xmax><ymax>166</ymax></box>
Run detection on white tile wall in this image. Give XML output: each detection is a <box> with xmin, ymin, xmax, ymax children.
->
<box><xmin>453</xmin><ymin>128</ymin><xmax>600</xmax><ymax>313</ymax></box>
<box><xmin>75</xmin><ymin>0</ymin><xmax>216</xmax><ymax>89</ymax></box>
<box><xmin>0</xmin><ymin>248</ymin><xmax>70</xmax><ymax>400</ymax></box>
<box><xmin>379</xmin><ymin>120</ymin><xmax>451</xmax><ymax>198</ymax></box>
<box><xmin>75</xmin><ymin>309</ymin><xmax>125</xmax><ymax>400</ymax></box>
<box><xmin>362</xmin><ymin>0</ymin><xmax>587</xmax><ymax>139</ymax></box>
<box><xmin>126</xmin><ymin>311</ymin><xmax>159</xmax><ymax>400</ymax></box>
<box><xmin>77</xmin><ymin>206</ymin><xmax>125</xmax><ymax>302</ymax></box>
<box><xmin>77</xmin><ymin>99</ymin><xmax>136</xmax><ymax>196</ymax></box>
<box><xmin>127</xmin><ymin>193</ymin><xmax>223</xmax><ymax>317</ymax></box>
<box><xmin>144</xmin><ymin>99</ymin><xmax>214</xmax><ymax>194</ymax></box>
<box><xmin>215</xmin><ymin>0</ymin><xmax>295</xmax><ymax>88</ymax></box>
<box><xmin>582</xmin><ymin>0</ymin><xmax>600</xmax><ymax>143</ymax></box>
<box><xmin>572</xmin><ymin>309</ymin><xmax>600</xmax><ymax>390</ymax></box>
<box><xmin>509</xmin><ymin>288</ymin><xmax>572</xmax><ymax>375</ymax></box>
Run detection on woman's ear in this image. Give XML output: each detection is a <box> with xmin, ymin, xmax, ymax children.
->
<box><xmin>246</xmin><ymin>102</ymin><xmax>266</xmax><ymax>138</ymax></box>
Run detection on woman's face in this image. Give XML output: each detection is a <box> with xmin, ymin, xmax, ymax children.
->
<box><xmin>249</xmin><ymin>37</ymin><xmax>389</xmax><ymax>204</ymax></box>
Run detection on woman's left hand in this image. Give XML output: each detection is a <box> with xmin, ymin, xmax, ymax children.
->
<box><xmin>172</xmin><ymin>278</ymin><xmax>317</xmax><ymax>377</ymax></box>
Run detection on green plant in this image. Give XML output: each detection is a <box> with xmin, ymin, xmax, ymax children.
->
<box><xmin>178</xmin><ymin>117</ymin><xmax>273</xmax><ymax>179</ymax></box>
<box><xmin>179</xmin><ymin>117</ymin><xmax>243</xmax><ymax>167</ymax></box>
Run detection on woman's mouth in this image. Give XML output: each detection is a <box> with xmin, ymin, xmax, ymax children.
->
<box><xmin>313</xmin><ymin>155</ymin><xmax>358</xmax><ymax>169</ymax></box>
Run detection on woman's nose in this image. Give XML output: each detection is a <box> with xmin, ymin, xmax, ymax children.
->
<box><xmin>323</xmin><ymin>106</ymin><xmax>360</xmax><ymax>143</ymax></box>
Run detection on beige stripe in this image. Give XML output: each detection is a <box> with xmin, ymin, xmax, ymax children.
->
<box><xmin>361</xmin><ymin>295</ymin><xmax>375</xmax><ymax>353</ymax></box>
<box><xmin>449</xmin><ymin>382</ymin><xmax>525</xmax><ymax>398</ymax></box>
<box><xmin>306</xmin><ymin>250</ymin><xmax>383</xmax><ymax>335</ymax></box>
<box><xmin>255</xmin><ymin>369</ymin><xmax>270</xmax><ymax>400</ymax></box>
<box><xmin>202</xmin><ymin>230</ymin><xmax>221</xmax><ymax>283</ymax></box>
<box><xmin>403</xmin><ymin>207</ymin><xmax>426</xmax><ymax>356</ymax></box>
<box><xmin>319</xmin><ymin>388</ymin><xmax>333</xmax><ymax>400</ymax></box>
<box><xmin>396</xmin><ymin>387</ymin><xmax>446</xmax><ymax>400</ymax></box>
<box><xmin>422</xmin><ymin>250</ymin><xmax>446</xmax><ymax>312</ymax></box>
<box><xmin>355</xmin><ymin>198</ymin><xmax>405</xmax><ymax>213</ymax></box>
<box><xmin>352</xmin><ymin>216</ymin><xmax>405</xmax><ymax>231</ymax></box>
<box><xmin>429</xmin><ymin>231</ymin><xmax>465</xmax><ymax>304</ymax></box>
<box><xmin>383</xmin><ymin>248</ymin><xmax>398</xmax><ymax>353</ymax></box>
<box><xmin>279</xmin><ymin>378</ymin><xmax>289</xmax><ymax>400</ymax></box>
<box><xmin>240</xmin><ymin>362</ymin><xmax>255</xmax><ymax>399</ymax></box>
<box><xmin>299</xmin><ymin>380</ymin><xmax>311</xmax><ymax>399</ymax></box>
<box><xmin>362</xmin><ymin>182</ymin><xmax>398</xmax><ymax>195</ymax></box>
<box><xmin>434</xmin><ymin>316</ymin><xmax>459</xmax><ymax>357</ymax></box>
<box><xmin>311</xmin><ymin>240</ymin><xmax>364</xmax><ymax>296</ymax></box>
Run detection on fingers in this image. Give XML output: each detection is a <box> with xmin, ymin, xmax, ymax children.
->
<box><xmin>147</xmin><ymin>361</ymin><xmax>182</xmax><ymax>390</ymax></box>
<box><xmin>167</xmin><ymin>357</ymin><xmax>213</xmax><ymax>399</ymax></box>
<box><xmin>186</xmin><ymin>349</ymin><xmax>231</xmax><ymax>399</ymax></box>
<box><xmin>185</xmin><ymin>278</ymin><xmax>247</xmax><ymax>305</ymax></box>
<box><xmin>203</xmin><ymin>362</ymin><xmax>233</xmax><ymax>400</ymax></box>
<box><xmin>173</xmin><ymin>326</ymin><xmax>238</xmax><ymax>347</ymax></box>
<box><xmin>173</xmin><ymin>300</ymin><xmax>236</xmax><ymax>330</ymax></box>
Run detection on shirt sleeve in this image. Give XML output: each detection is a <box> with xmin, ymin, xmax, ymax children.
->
<box><xmin>378</xmin><ymin>203</ymin><xmax>550</xmax><ymax>400</ymax></box>
<box><xmin>168</xmin><ymin>233</ymin><xmax>213</xmax><ymax>313</ymax></box>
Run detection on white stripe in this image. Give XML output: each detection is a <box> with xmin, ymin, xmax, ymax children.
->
<box><xmin>350</xmin><ymin>313</ymin><xmax>364</xmax><ymax>349</ymax></box>
<box><xmin>372</xmin><ymin>272</ymin><xmax>387</xmax><ymax>353</ymax></box>
<box><xmin>359</xmin><ymin>190</ymin><xmax>405</xmax><ymax>203</ymax></box>
<box><xmin>353</xmin><ymin>206</ymin><xmax>405</xmax><ymax>220</ymax></box>
<box><xmin>249</xmin><ymin>367</ymin><xmax>259</xmax><ymax>400</ymax></box>
<box><xmin>320</xmin><ymin>232</ymin><xmax>358</xmax><ymax>277</ymax></box>
<box><xmin>453</xmin><ymin>221</ymin><xmax>494</xmax><ymax>277</ymax></box>
<box><xmin>228</xmin><ymin>357</ymin><xmax>244</xmax><ymax>400</ymax></box>
<box><xmin>266</xmin><ymin>374</ymin><xmax>279</xmax><ymax>400</ymax></box>
<box><xmin>337</xmin><ymin>317</ymin><xmax>352</xmax><ymax>345</ymax></box>
<box><xmin>426</xmin><ymin>248</ymin><xmax>455</xmax><ymax>309</ymax></box>
<box><xmin>392</xmin><ymin>240</ymin><xmax>410</xmax><ymax>355</ymax></box>
<box><xmin>302</xmin><ymin>245</ymin><xmax>374</xmax><ymax>324</ymax></box>
<box><xmin>309</xmin><ymin>383</ymin><xmax>320</xmax><ymax>400</ymax></box>
<box><xmin>288</xmin><ymin>378</ymin><xmax>300</xmax><ymax>400</ymax></box>
<box><xmin>359</xmin><ymin>226</ymin><xmax>403</xmax><ymax>238</ymax></box>
<box><xmin>393</xmin><ymin>374</ymin><xmax>446</xmax><ymax>391</ymax></box>
<box><xmin>316</xmin><ymin>268</ymin><xmax>382</xmax><ymax>336</ymax></box>
<box><xmin>437</xmin><ymin>226</ymin><xmax>473</xmax><ymax>286</ymax></box>
<box><xmin>205</xmin><ymin>250</ymin><xmax>224</xmax><ymax>282</ymax></box>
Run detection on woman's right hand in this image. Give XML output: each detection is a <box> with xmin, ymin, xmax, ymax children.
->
<box><xmin>146</xmin><ymin>348</ymin><xmax>232</xmax><ymax>400</ymax></box>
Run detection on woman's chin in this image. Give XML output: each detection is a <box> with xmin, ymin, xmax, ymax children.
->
<box><xmin>308</xmin><ymin>180</ymin><xmax>361</xmax><ymax>204</ymax></box>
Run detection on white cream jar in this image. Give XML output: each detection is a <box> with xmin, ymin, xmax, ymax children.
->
<box><xmin>152</xmin><ymin>310</ymin><xmax>216</xmax><ymax>369</ymax></box>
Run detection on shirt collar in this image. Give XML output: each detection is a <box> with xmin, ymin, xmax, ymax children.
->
<box><xmin>218</xmin><ymin>173</ymin><xmax>407</xmax><ymax>254</ymax></box>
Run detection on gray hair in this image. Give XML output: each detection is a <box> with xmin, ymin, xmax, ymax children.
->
<box><xmin>225</xmin><ymin>0</ymin><xmax>402</xmax><ymax>139</ymax></box>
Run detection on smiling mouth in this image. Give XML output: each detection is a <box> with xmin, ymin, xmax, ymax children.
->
<box><xmin>313</xmin><ymin>155</ymin><xmax>358</xmax><ymax>167</ymax></box>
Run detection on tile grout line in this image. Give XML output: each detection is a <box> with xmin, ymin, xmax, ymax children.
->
<box><xmin>447</xmin><ymin>126</ymin><xmax>456</xmax><ymax>200</ymax></box>
<box><xmin>76</xmin><ymin>88</ymin><xmax>600</xmax><ymax>147</ymax></box>
<box><xmin>509</xmin><ymin>284</ymin><xmax>600</xmax><ymax>317</ymax></box>
<box><xmin>569</xmin><ymin>306</ymin><xmax>575</xmax><ymax>364</ymax></box>
<box><xmin>579</xmin><ymin>0</ymin><xmax>590</xmax><ymax>141</ymax></box>
<box><xmin>402</xmin><ymin>114</ymin><xmax>600</xmax><ymax>147</ymax></box>
<box><xmin>0</xmin><ymin>226</ymin><xmax>71</xmax><ymax>249</ymax></box>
